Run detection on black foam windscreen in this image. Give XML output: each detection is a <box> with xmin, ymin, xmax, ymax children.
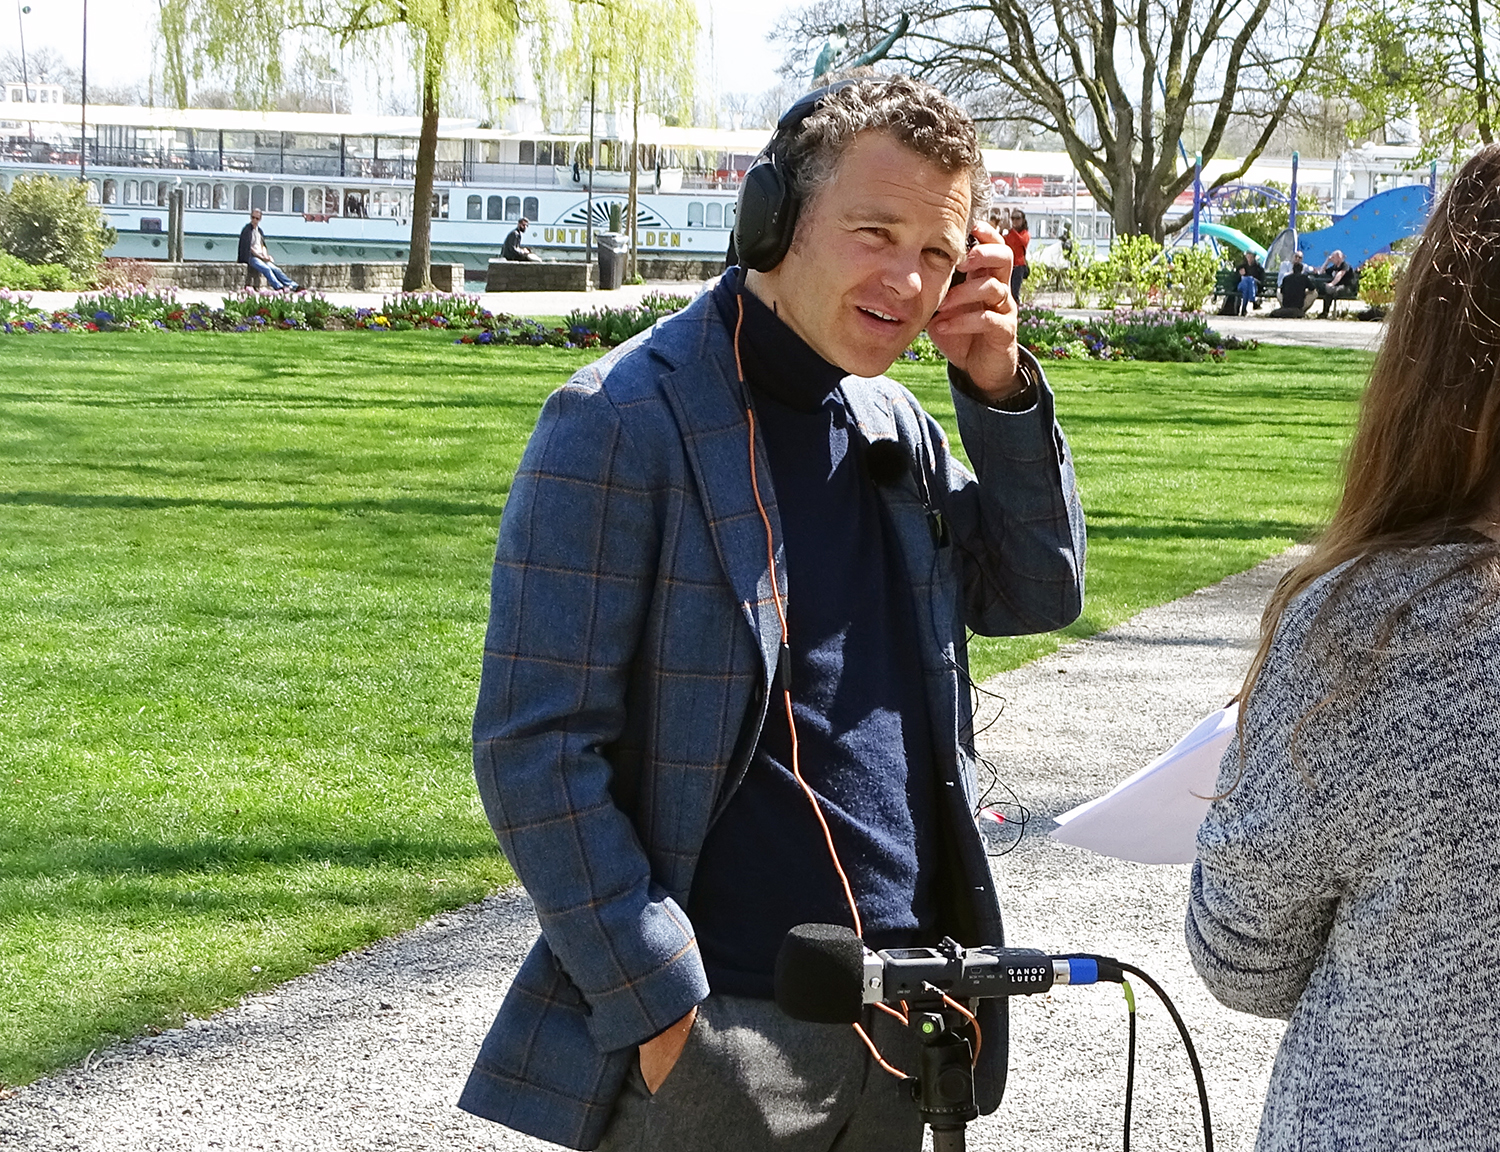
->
<box><xmin>774</xmin><ymin>923</ymin><xmax>866</xmax><ymax>1024</ymax></box>
<box><xmin>864</xmin><ymin>439</ymin><xmax>908</xmax><ymax>487</ymax></box>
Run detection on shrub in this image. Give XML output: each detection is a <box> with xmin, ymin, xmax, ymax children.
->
<box><xmin>0</xmin><ymin>176</ymin><xmax>116</xmax><ymax>279</ymax></box>
<box><xmin>0</xmin><ymin>251</ymin><xmax>75</xmax><ymax>290</ymax></box>
<box><xmin>1105</xmin><ymin>235</ymin><xmax>1166</xmax><ymax>309</ymax></box>
<box><xmin>1064</xmin><ymin>245</ymin><xmax>1100</xmax><ymax>309</ymax></box>
<box><xmin>1359</xmin><ymin>252</ymin><xmax>1402</xmax><ymax>307</ymax></box>
<box><xmin>1164</xmin><ymin>244</ymin><xmax>1222</xmax><ymax>312</ymax></box>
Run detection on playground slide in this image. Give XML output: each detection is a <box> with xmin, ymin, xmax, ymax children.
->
<box><xmin>1195</xmin><ymin>222</ymin><xmax>1267</xmax><ymax>260</ymax></box>
<box><xmin>1297</xmin><ymin>185</ymin><xmax>1432</xmax><ymax>270</ymax></box>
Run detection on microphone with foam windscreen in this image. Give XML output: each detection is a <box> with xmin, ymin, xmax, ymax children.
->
<box><xmin>774</xmin><ymin>923</ymin><xmax>1106</xmax><ymax>1023</ymax></box>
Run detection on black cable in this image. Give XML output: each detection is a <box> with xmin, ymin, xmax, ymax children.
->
<box><xmin>1117</xmin><ymin>961</ymin><xmax>1212</xmax><ymax>1152</ymax></box>
<box><xmin>1065</xmin><ymin>957</ymin><xmax>1213</xmax><ymax>1152</ymax></box>
<box><xmin>1122</xmin><ymin>980</ymin><xmax>1137</xmax><ymax>1152</ymax></box>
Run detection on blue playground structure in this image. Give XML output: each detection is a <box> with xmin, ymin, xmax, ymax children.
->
<box><xmin>1295</xmin><ymin>185</ymin><xmax>1432</xmax><ymax>270</ymax></box>
<box><xmin>1190</xmin><ymin>151</ymin><xmax>1436</xmax><ymax>270</ymax></box>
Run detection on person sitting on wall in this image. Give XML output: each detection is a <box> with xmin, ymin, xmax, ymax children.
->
<box><xmin>502</xmin><ymin>217</ymin><xmax>541</xmax><ymax>262</ymax></box>
<box><xmin>237</xmin><ymin>208</ymin><xmax>298</xmax><ymax>291</ymax></box>
<box><xmin>1235</xmin><ymin>251</ymin><xmax>1266</xmax><ymax>313</ymax></box>
<box><xmin>1268</xmin><ymin>260</ymin><xmax>1316</xmax><ymax>317</ymax></box>
<box><xmin>1316</xmin><ymin>249</ymin><xmax>1357</xmax><ymax>316</ymax></box>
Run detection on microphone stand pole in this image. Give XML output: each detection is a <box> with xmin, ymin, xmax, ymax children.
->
<box><xmin>909</xmin><ymin>1006</ymin><xmax>978</xmax><ymax>1151</ymax></box>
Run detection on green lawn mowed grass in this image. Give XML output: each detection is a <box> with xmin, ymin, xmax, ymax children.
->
<box><xmin>0</xmin><ymin>333</ymin><xmax>1369</xmax><ymax>1087</ymax></box>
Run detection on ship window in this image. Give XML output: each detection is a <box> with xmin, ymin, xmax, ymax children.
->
<box><xmin>467</xmin><ymin>195</ymin><xmax>482</xmax><ymax>220</ymax></box>
<box><xmin>251</xmin><ymin>185</ymin><xmax>267</xmax><ymax>211</ymax></box>
<box><xmin>233</xmin><ymin>184</ymin><xmax>249</xmax><ymax>211</ymax></box>
<box><xmin>195</xmin><ymin>183</ymin><xmax>211</xmax><ymax>208</ymax></box>
<box><xmin>306</xmin><ymin>187</ymin><xmax>323</xmax><ymax>214</ymax></box>
<box><xmin>102</xmin><ymin>179</ymin><xmax>117</xmax><ymax>205</ymax></box>
<box><xmin>141</xmin><ymin>180</ymin><xmax>156</xmax><ymax>207</ymax></box>
<box><xmin>87</xmin><ymin>180</ymin><xmax>100</xmax><ymax>204</ymax></box>
<box><xmin>292</xmin><ymin>186</ymin><xmax>305</xmax><ymax>213</ymax></box>
<box><xmin>160</xmin><ymin>183</ymin><xmax>171</xmax><ymax>207</ymax></box>
<box><xmin>326</xmin><ymin>187</ymin><xmax>340</xmax><ymax>215</ymax></box>
<box><xmin>505</xmin><ymin>196</ymin><xmax>521</xmax><ymax>220</ymax></box>
<box><xmin>267</xmin><ymin>186</ymin><xmax>284</xmax><ymax>212</ymax></box>
<box><xmin>523</xmin><ymin>196</ymin><xmax>538</xmax><ymax>219</ymax></box>
<box><xmin>519</xmin><ymin>140</ymin><xmax>535</xmax><ymax>165</ymax></box>
<box><xmin>487</xmin><ymin>195</ymin><xmax>502</xmax><ymax>220</ymax></box>
<box><xmin>725</xmin><ymin>204</ymin><xmax>735</xmax><ymax>229</ymax></box>
<box><xmin>213</xmin><ymin>184</ymin><xmax>228</xmax><ymax>209</ymax></box>
<box><xmin>124</xmin><ymin>180</ymin><xmax>138</xmax><ymax>204</ymax></box>
<box><xmin>430</xmin><ymin>192</ymin><xmax>448</xmax><ymax>218</ymax></box>
<box><xmin>687</xmin><ymin>201</ymin><xmax>704</xmax><ymax>227</ymax></box>
<box><xmin>706</xmin><ymin>202</ymin><xmax>722</xmax><ymax>228</ymax></box>
<box><xmin>536</xmin><ymin>140</ymin><xmax>553</xmax><ymax>167</ymax></box>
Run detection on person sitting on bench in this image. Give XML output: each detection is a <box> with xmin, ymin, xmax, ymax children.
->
<box><xmin>1269</xmin><ymin>260</ymin><xmax>1316</xmax><ymax>317</ymax></box>
<box><xmin>238</xmin><ymin>208</ymin><xmax>298</xmax><ymax>291</ymax></box>
<box><xmin>1317</xmin><ymin>250</ymin><xmax>1357</xmax><ymax>316</ymax></box>
<box><xmin>502</xmin><ymin>218</ymin><xmax>541</xmax><ymax>262</ymax></box>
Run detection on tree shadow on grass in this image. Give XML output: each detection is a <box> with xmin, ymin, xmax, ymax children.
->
<box><xmin>0</xmin><ymin>490</ymin><xmax>508</xmax><ymax>518</ymax></box>
<box><xmin>1082</xmin><ymin>515</ymin><xmax>1310</xmax><ymax>541</ymax></box>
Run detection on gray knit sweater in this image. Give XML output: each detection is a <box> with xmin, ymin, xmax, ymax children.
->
<box><xmin>1187</xmin><ymin>545</ymin><xmax>1500</xmax><ymax>1151</ymax></box>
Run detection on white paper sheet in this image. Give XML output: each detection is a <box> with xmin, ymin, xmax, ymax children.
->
<box><xmin>1048</xmin><ymin>704</ymin><xmax>1239</xmax><ymax>865</ymax></box>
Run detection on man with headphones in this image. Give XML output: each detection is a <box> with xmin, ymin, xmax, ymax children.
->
<box><xmin>460</xmin><ymin>75</ymin><xmax>1086</xmax><ymax>1151</ymax></box>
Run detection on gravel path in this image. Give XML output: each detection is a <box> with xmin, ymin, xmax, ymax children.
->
<box><xmin>1</xmin><ymin>550</ymin><xmax>1306</xmax><ymax>1152</ymax></box>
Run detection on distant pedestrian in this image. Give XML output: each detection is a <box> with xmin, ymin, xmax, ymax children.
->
<box><xmin>237</xmin><ymin>209</ymin><xmax>297</xmax><ymax>291</ymax></box>
<box><xmin>1003</xmin><ymin>209</ymin><xmax>1030</xmax><ymax>304</ymax></box>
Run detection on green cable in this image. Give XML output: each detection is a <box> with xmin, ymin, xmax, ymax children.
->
<box><xmin>1122</xmin><ymin>978</ymin><xmax>1136</xmax><ymax>1013</ymax></box>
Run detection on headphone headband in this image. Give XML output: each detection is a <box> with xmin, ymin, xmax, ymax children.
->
<box><xmin>734</xmin><ymin>79</ymin><xmax>860</xmax><ymax>273</ymax></box>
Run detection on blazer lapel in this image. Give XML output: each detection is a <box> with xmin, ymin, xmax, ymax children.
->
<box><xmin>652</xmin><ymin>297</ymin><xmax>784</xmax><ymax>696</ymax></box>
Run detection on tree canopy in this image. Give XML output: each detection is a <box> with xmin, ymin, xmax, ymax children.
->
<box><xmin>778</xmin><ymin>0</ymin><xmax>1336</xmax><ymax>240</ymax></box>
<box><xmin>1316</xmin><ymin>0</ymin><xmax>1500</xmax><ymax>159</ymax></box>
<box><xmin>157</xmin><ymin>0</ymin><xmax>521</xmax><ymax>288</ymax></box>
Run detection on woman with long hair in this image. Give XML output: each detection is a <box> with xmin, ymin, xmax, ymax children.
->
<box><xmin>1002</xmin><ymin>209</ymin><xmax>1029</xmax><ymax>304</ymax></box>
<box><xmin>1187</xmin><ymin>146</ymin><xmax>1500</xmax><ymax>1148</ymax></box>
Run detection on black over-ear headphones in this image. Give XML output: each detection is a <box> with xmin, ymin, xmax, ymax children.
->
<box><xmin>734</xmin><ymin>79</ymin><xmax>859</xmax><ymax>272</ymax></box>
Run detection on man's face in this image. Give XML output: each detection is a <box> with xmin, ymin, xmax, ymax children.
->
<box><xmin>751</xmin><ymin>131</ymin><xmax>970</xmax><ymax>378</ymax></box>
<box><xmin>250</xmin><ymin>210</ymin><xmax>262</xmax><ymax>225</ymax></box>
<box><xmin>1331</xmin><ymin>250</ymin><xmax>1344</xmax><ymax>264</ymax></box>
<box><xmin>517</xmin><ymin>218</ymin><xmax>527</xmax><ymax>232</ymax></box>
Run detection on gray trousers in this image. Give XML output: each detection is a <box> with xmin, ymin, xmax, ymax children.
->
<box><xmin>598</xmin><ymin>994</ymin><xmax>926</xmax><ymax>1152</ymax></box>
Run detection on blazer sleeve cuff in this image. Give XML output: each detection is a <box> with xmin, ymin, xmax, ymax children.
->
<box><xmin>577</xmin><ymin>894</ymin><xmax>711</xmax><ymax>1053</ymax></box>
<box><xmin>948</xmin><ymin>348</ymin><xmax>1063</xmax><ymax>471</ymax></box>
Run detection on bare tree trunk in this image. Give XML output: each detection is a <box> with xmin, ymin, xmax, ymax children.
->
<box><xmin>404</xmin><ymin>39</ymin><xmax>442</xmax><ymax>292</ymax></box>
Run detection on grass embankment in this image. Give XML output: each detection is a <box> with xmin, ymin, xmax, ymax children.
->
<box><xmin>0</xmin><ymin>334</ymin><xmax>1370</xmax><ymax>1086</ymax></box>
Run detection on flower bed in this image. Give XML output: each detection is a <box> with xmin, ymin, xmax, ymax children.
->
<box><xmin>0</xmin><ymin>287</ymin><xmax>596</xmax><ymax>347</ymax></box>
<box><xmin>0</xmin><ymin>290</ymin><xmax>1257</xmax><ymax>362</ymax></box>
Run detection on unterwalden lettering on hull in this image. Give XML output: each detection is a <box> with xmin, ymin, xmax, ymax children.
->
<box><xmin>542</xmin><ymin>228</ymin><xmax>684</xmax><ymax>247</ymax></box>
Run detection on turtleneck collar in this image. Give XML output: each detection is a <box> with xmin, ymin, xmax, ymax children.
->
<box><xmin>711</xmin><ymin>267</ymin><xmax>847</xmax><ymax>414</ymax></box>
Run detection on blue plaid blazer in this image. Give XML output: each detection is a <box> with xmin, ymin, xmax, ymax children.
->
<box><xmin>458</xmin><ymin>292</ymin><xmax>1086</xmax><ymax>1148</ymax></box>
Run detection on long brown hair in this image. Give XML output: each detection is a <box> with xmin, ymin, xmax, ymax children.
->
<box><xmin>1239</xmin><ymin>146</ymin><xmax>1500</xmax><ymax>718</ymax></box>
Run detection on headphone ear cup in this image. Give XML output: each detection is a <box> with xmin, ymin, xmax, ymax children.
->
<box><xmin>734</xmin><ymin>161</ymin><xmax>798</xmax><ymax>272</ymax></box>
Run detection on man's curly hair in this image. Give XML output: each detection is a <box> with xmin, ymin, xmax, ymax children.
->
<box><xmin>778</xmin><ymin>75</ymin><xmax>990</xmax><ymax>229</ymax></box>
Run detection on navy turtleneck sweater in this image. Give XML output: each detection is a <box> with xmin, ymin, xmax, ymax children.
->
<box><xmin>686</xmin><ymin>270</ymin><xmax>938</xmax><ymax>999</ymax></box>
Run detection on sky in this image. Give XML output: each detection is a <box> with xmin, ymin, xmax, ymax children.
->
<box><xmin>4</xmin><ymin>0</ymin><xmax>795</xmax><ymax>108</ymax></box>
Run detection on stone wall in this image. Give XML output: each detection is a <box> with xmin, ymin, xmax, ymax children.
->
<box><xmin>140</xmin><ymin>262</ymin><xmax>467</xmax><ymax>293</ymax></box>
<box><xmin>634</xmin><ymin>256</ymin><xmax>726</xmax><ymax>282</ymax></box>
<box><xmin>486</xmin><ymin>260</ymin><xmax>594</xmax><ymax>292</ymax></box>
